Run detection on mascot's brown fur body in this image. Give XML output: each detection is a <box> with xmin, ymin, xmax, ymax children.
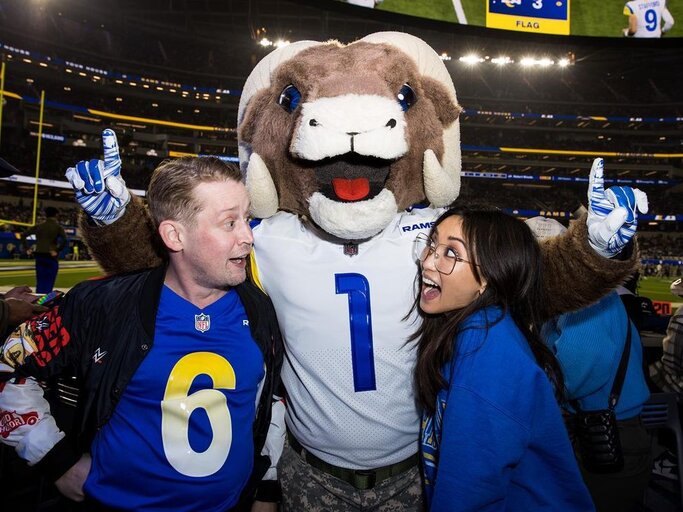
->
<box><xmin>80</xmin><ymin>32</ymin><xmax>638</xmax><ymax>507</ymax></box>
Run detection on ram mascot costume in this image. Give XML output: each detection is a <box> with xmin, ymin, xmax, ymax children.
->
<box><xmin>69</xmin><ymin>33</ymin><xmax>645</xmax><ymax>510</ymax></box>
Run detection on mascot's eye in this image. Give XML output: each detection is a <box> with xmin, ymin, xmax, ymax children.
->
<box><xmin>397</xmin><ymin>83</ymin><xmax>416</xmax><ymax>112</ymax></box>
<box><xmin>278</xmin><ymin>84</ymin><xmax>301</xmax><ymax>113</ymax></box>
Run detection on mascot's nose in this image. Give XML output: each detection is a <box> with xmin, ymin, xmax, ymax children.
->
<box><xmin>347</xmin><ymin>132</ymin><xmax>359</xmax><ymax>152</ymax></box>
<box><xmin>386</xmin><ymin>119</ymin><xmax>397</xmax><ymax>128</ymax></box>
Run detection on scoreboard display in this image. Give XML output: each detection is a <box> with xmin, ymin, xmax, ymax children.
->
<box><xmin>486</xmin><ymin>0</ymin><xmax>571</xmax><ymax>35</ymax></box>
<box><xmin>338</xmin><ymin>0</ymin><xmax>683</xmax><ymax>38</ymax></box>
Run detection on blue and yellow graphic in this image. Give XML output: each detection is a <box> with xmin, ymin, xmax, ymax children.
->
<box><xmin>487</xmin><ymin>0</ymin><xmax>571</xmax><ymax>35</ymax></box>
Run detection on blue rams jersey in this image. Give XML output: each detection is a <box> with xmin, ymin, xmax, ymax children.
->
<box><xmin>85</xmin><ymin>286</ymin><xmax>265</xmax><ymax>511</ymax></box>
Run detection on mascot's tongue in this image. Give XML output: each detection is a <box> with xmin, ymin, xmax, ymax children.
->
<box><xmin>332</xmin><ymin>178</ymin><xmax>370</xmax><ymax>201</ymax></box>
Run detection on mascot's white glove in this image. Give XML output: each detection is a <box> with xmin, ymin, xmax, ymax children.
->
<box><xmin>586</xmin><ymin>158</ymin><xmax>648</xmax><ymax>258</ymax></box>
<box><xmin>65</xmin><ymin>129</ymin><xmax>130</xmax><ymax>225</ymax></box>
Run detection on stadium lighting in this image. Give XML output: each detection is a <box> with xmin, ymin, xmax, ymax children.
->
<box><xmin>558</xmin><ymin>58</ymin><xmax>570</xmax><ymax>67</ymax></box>
<box><xmin>275</xmin><ymin>39</ymin><xmax>290</xmax><ymax>48</ymax></box>
<box><xmin>520</xmin><ymin>57</ymin><xmax>554</xmax><ymax>68</ymax></box>
<box><xmin>491</xmin><ymin>56</ymin><xmax>512</xmax><ymax>66</ymax></box>
<box><xmin>459</xmin><ymin>54</ymin><xmax>484</xmax><ymax>65</ymax></box>
<box><xmin>259</xmin><ymin>37</ymin><xmax>273</xmax><ymax>47</ymax></box>
<box><xmin>440</xmin><ymin>52</ymin><xmax>452</xmax><ymax>61</ymax></box>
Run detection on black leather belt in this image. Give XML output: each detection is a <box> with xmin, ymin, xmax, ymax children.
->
<box><xmin>287</xmin><ymin>431</ymin><xmax>418</xmax><ymax>490</ymax></box>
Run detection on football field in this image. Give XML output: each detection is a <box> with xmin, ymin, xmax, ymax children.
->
<box><xmin>639</xmin><ymin>275</ymin><xmax>682</xmax><ymax>304</ymax></box>
<box><xmin>377</xmin><ymin>0</ymin><xmax>683</xmax><ymax>37</ymax></box>
<box><xmin>0</xmin><ymin>260</ymin><xmax>679</xmax><ymax>309</ymax></box>
<box><xmin>0</xmin><ymin>260</ymin><xmax>103</xmax><ymax>290</ymax></box>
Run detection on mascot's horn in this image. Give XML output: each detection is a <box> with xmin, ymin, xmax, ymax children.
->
<box><xmin>423</xmin><ymin>149</ymin><xmax>460</xmax><ymax>207</ymax></box>
<box><xmin>360</xmin><ymin>32</ymin><xmax>462</xmax><ymax>206</ymax></box>
<box><xmin>246</xmin><ymin>153</ymin><xmax>279</xmax><ymax>219</ymax></box>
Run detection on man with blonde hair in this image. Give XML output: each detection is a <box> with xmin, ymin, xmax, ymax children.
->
<box><xmin>0</xmin><ymin>145</ymin><xmax>283</xmax><ymax>511</ymax></box>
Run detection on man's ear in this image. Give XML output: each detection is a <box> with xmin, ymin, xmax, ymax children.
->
<box><xmin>158</xmin><ymin>220</ymin><xmax>183</xmax><ymax>252</ymax></box>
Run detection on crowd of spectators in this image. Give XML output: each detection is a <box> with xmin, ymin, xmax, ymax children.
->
<box><xmin>460</xmin><ymin>180</ymin><xmax>683</xmax><ymax>217</ymax></box>
<box><xmin>0</xmin><ymin>201</ymin><xmax>78</xmax><ymax>229</ymax></box>
<box><xmin>638</xmin><ymin>233</ymin><xmax>683</xmax><ymax>260</ymax></box>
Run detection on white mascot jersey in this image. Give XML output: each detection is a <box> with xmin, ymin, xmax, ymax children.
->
<box><xmin>253</xmin><ymin>206</ymin><xmax>440</xmax><ymax>469</ymax></box>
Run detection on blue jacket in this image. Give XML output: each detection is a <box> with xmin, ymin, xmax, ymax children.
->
<box><xmin>542</xmin><ymin>291</ymin><xmax>650</xmax><ymax>419</ymax></box>
<box><xmin>421</xmin><ymin>307</ymin><xmax>594</xmax><ymax>511</ymax></box>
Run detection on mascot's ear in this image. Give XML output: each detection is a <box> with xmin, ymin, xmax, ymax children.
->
<box><xmin>421</xmin><ymin>76</ymin><xmax>462</xmax><ymax>128</ymax></box>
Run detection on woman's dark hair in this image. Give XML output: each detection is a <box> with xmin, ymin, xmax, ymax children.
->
<box><xmin>410</xmin><ymin>206</ymin><xmax>564</xmax><ymax>414</ymax></box>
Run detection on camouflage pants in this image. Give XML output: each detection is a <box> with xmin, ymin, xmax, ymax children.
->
<box><xmin>279</xmin><ymin>444</ymin><xmax>424</xmax><ymax>512</ymax></box>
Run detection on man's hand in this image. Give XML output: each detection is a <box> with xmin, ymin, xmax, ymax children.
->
<box><xmin>586</xmin><ymin>158</ymin><xmax>648</xmax><ymax>258</ymax></box>
<box><xmin>3</xmin><ymin>285</ymin><xmax>37</xmax><ymax>302</ymax></box>
<box><xmin>65</xmin><ymin>129</ymin><xmax>131</xmax><ymax>225</ymax></box>
<box><xmin>55</xmin><ymin>453</ymin><xmax>92</xmax><ymax>502</ymax></box>
<box><xmin>5</xmin><ymin>298</ymin><xmax>48</xmax><ymax>326</ymax></box>
<box><xmin>251</xmin><ymin>501</ymin><xmax>278</xmax><ymax>512</ymax></box>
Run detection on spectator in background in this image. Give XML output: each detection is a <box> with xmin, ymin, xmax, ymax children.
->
<box><xmin>528</xmin><ymin>216</ymin><xmax>651</xmax><ymax>512</ymax></box>
<box><xmin>22</xmin><ymin>207</ymin><xmax>67</xmax><ymax>293</ymax></box>
<box><xmin>649</xmin><ymin>278</ymin><xmax>683</xmax><ymax>394</ymax></box>
<box><xmin>648</xmin><ymin>278</ymin><xmax>683</xmax><ymax>481</ymax></box>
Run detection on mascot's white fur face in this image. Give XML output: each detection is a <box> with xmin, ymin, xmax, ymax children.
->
<box><xmin>238</xmin><ymin>32</ymin><xmax>462</xmax><ymax>241</ymax></box>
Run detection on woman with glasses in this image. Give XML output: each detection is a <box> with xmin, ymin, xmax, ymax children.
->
<box><xmin>410</xmin><ymin>206</ymin><xmax>594</xmax><ymax>511</ymax></box>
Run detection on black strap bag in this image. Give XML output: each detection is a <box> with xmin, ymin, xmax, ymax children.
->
<box><xmin>570</xmin><ymin>319</ymin><xmax>632</xmax><ymax>474</ymax></box>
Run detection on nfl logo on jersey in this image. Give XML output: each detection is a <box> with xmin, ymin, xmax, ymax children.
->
<box><xmin>194</xmin><ymin>313</ymin><xmax>211</xmax><ymax>333</ymax></box>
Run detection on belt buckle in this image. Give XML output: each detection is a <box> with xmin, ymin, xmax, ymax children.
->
<box><xmin>353</xmin><ymin>469</ymin><xmax>376</xmax><ymax>490</ymax></box>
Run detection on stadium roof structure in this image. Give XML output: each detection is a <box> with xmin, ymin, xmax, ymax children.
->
<box><xmin>2</xmin><ymin>0</ymin><xmax>682</xmax><ymax>87</ymax></box>
<box><xmin>0</xmin><ymin>0</ymin><xmax>681</xmax><ymax>218</ymax></box>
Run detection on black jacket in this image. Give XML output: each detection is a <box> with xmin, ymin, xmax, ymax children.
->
<box><xmin>9</xmin><ymin>265</ymin><xmax>283</xmax><ymax>505</ymax></box>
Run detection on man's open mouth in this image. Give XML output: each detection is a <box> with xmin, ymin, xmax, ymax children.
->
<box><xmin>300</xmin><ymin>154</ymin><xmax>392</xmax><ymax>202</ymax></box>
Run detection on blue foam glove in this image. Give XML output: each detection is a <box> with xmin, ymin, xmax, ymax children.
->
<box><xmin>65</xmin><ymin>129</ymin><xmax>130</xmax><ymax>225</ymax></box>
<box><xmin>586</xmin><ymin>158</ymin><xmax>648</xmax><ymax>258</ymax></box>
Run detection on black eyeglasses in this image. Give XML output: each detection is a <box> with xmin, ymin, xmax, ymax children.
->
<box><xmin>413</xmin><ymin>233</ymin><xmax>478</xmax><ymax>275</ymax></box>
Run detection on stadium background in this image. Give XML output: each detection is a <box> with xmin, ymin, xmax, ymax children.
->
<box><xmin>357</xmin><ymin>0</ymin><xmax>683</xmax><ymax>37</ymax></box>
<box><xmin>0</xmin><ymin>0</ymin><xmax>681</xmax><ymax>311</ymax></box>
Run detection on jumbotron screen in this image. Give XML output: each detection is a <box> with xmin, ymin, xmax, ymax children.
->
<box><xmin>337</xmin><ymin>0</ymin><xmax>682</xmax><ymax>37</ymax></box>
